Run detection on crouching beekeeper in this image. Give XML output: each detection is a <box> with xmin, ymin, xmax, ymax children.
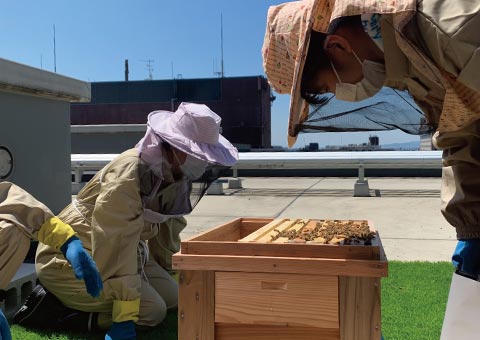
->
<box><xmin>0</xmin><ymin>181</ymin><xmax>103</xmax><ymax>340</ymax></box>
<box><xmin>14</xmin><ymin>102</ymin><xmax>238</xmax><ymax>340</ymax></box>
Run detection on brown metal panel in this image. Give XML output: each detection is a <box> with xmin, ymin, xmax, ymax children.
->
<box><xmin>71</xmin><ymin>76</ymin><xmax>272</xmax><ymax>148</ymax></box>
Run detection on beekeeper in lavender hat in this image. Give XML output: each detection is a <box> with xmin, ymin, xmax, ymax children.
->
<box><xmin>15</xmin><ymin>102</ymin><xmax>238</xmax><ymax>340</ymax></box>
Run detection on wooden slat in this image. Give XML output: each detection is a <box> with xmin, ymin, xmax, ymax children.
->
<box><xmin>215</xmin><ymin>272</ymin><xmax>338</xmax><ymax>328</ymax></box>
<box><xmin>368</xmin><ymin>221</ymin><xmax>382</xmax><ymax>260</ymax></box>
<box><xmin>339</xmin><ymin>276</ymin><xmax>382</xmax><ymax>340</ymax></box>
<box><xmin>179</xmin><ymin>241</ymin><xmax>380</xmax><ymax>260</ymax></box>
<box><xmin>257</xmin><ymin>219</ymin><xmax>299</xmax><ymax>243</ymax></box>
<box><xmin>186</xmin><ymin>218</ymin><xmax>242</xmax><ymax>242</ymax></box>
<box><xmin>268</xmin><ymin>219</ymin><xmax>310</xmax><ymax>243</ymax></box>
<box><xmin>185</xmin><ymin>216</ymin><xmax>276</xmax><ymax>243</ymax></box>
<box><xmin>239</xmin><ymin>218</ymin><xmax>275</xmax><ymax>239</ymax></box>
<box><xmin>298</xmin><ymin>219</ymin><xmax>318</xmax><ymax>235</ymax></box>
<box><xmin>238</xmin><ymin>218</ymin><xmax>289</xmax><ymax>242</ymax></box>
<box><xmin>272</xmin><ymin>237</ymin><xmax>289</xmax><ymax>243</ymax></box>
<box><xmin>216</xmin><ymin>323</ymin><xmax>340</xmax><ymax>340</ymax></box>
<box><xmin>178</xmin><ymin>270</ymin><xmax>215</xmax><ymax>340</ymax></box>
<box><xmin>377</xmin><ymin>232</ymin><xmax>388</xmax><ymax>262</ymax></box>
<box><xmin>239</xmin><ymin>217</ymin><xmax>274</xmax><ymax>226</ymax></box>
<box><xmin>173</xmin><ymin>254</ymin><xmax>388</xmax><ymax>277</ymax></box>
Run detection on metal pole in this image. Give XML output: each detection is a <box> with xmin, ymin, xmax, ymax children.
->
<box><xmin>74</xmin><ymin>168</ymin><xmax>82</xmax><ymax>184</ymax></box>
<box><xmin>358</xmin><ymin>164</ymin><xmax>365</xmax><ymax>182</ymax></box>
<box><xmin>220</xmin><ymin>14</ymin><xmax>224</xmax><ymax>77</ymax></box>
<box><xmin>53</xmin><ymin>24</ymin><xmax>57</xmax><ymax>72</ymax></box>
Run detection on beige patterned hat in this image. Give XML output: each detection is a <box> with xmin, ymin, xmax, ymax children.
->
<box><xmin>262</xmin><ymin>0</ymin><xmax>333</xmax><ymax>147</ymax></box>
<box><xmin>262</xmin><ymin>0</ymin><xmax>419</xmax><ymax>147</ymax></box>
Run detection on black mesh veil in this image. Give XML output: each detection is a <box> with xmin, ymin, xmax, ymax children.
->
<box><xmin>189</xmin><ymin>164</ymin><xmax>231</xmax><ymax>209</ymax></box>
<box><xmin>299</xmin><ymin>87</ymin><xmax>433</xmax><ymax>135</ymax></box>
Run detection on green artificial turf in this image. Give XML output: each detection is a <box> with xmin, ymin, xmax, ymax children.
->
<box><xmin>10</xmin><ymin>308</ymin><xmax>178</xmax><ymax>340</ymax></box>
<box><xmin>10</xmin><ymin>261</ymin><xmax>454</xmax><ymax>340</ymax></box>
<box><xmin>381</xmin><ymin>261</ymin><xmax>453</xmax><ymax>340</ymax></box>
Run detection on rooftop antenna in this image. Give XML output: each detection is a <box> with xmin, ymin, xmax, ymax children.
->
<box><xmin>53</xmin><ymin>24</ymin><xmax>57</xmax><ymax>72</ymax></box>
<box><xmin>139</xmin><ymin>59</ymin><xmax>154</xmax><ymax>80</ymax></box>
<box><xmin>213</xmin><ymin>14</ymin><xmax>225</xmax><ymax>77</ymax></box>
<box><xmin>220</xmin><ymin>13</ymin><xmax>224</xmax><ymax>77</ymax></box>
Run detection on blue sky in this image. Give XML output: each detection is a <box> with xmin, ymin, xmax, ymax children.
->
<box><xmin>0</xmin><ymin>0</ymin><xmax>417</xmax><ymax>148</ymax></box>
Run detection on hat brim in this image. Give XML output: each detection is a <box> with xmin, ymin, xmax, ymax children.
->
<box><xmin>148</xmin><ymin>110</ymin><xmax>239</xmax><ymax>167</ymax></box>
<box><xmin>288</xmin><ymin>19</ymin><xmax>314</xmax><ymax>148</ymax></box>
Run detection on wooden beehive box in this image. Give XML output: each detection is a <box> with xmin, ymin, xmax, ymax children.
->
<box><xmin>173</xmin><ymin>218</ymin><xmax>388</xmax><ymax>340</ymax></box>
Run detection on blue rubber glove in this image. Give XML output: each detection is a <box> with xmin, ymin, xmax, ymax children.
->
<box><xmin>0</xmin><ymin>309</ymin><xmax>12</xmax><ymax>340</ymax></box>
<box><xmin>105</xmin><ymin>321</ymin><xmax>136</xmax><ymax>340</ymax></box>
<box><xmin>60</xmin><ymin>236</ymin><xmax>103</xmax><ymax>298</ymax></box>
<box><xmin>452</xmin><ymin>239</ymin><xmax>480</xmax><ymax>278</ymax></box>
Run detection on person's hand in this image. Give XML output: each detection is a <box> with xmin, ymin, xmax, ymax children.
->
<box><xmin>0</xmin><ymin>309</ymin><xmax>12</xmax><ymax>340</ymax></box>
<box><xmin>105</xmin><ymin>320</ymin><xmax>136</xmax><ymax>340</ymax></box>
<box><xmin>452</xmin><ymin>239</ymin><xmax>480</xmax><ymax>278</ymax></box>
<box><xmin>60</xmin><ymin>236</ymin><xmax>103</xmax><ymax>297</ymax></box>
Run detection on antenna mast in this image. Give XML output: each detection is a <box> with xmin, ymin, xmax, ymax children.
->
<box><xmin>213</xmin><ymin>14</ymin><xmax>225</xmax><ymax>77</ymax></box>
<box><xmin>139</xmin><ymin>59</ymin><xmax>154</xmax><ymax>80</ymax></box>
<box><xmin>220</xmin><ymin>13</ymin><xmax>224</xmax><ymax>77</ymax></box>
<box><xmin>53</xmin><ymin>24</ymin><xmax>57</xmax><ymax>72</ymax></box>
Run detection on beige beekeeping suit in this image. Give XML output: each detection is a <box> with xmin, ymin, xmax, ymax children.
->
<box><xmin>36</xmin><ymin>148</ymin><xmax>187</xmax><ymax>328</ymax></box>
<box><xmin>0</xmin><ymin>182</ymin><xmax>75</xmax><ymax>289</ymax></box>
<box><xmin>264</xmin><ymin>0</ymin><xmax>480</xmax><ymax>238</ymax></box>
<box><xmin>379</xmin><ymin>0</ymin><xmax>480</xmax><ymax>238</ymax></box>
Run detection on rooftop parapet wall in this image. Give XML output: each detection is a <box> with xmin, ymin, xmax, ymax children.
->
<box><xmin>0</xmin><ymin>58</ymin><xmax>90</xmax><ymax>102</ymax></box>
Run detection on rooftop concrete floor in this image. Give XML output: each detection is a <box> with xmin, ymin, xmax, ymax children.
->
<box><xmin>182</xmin><ymin>177</ymin><xmax>456</xmax><ymax>262</ymax></box>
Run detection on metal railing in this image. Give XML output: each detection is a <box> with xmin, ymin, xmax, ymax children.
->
<box><xmin>72</xmin><ymin>151</ymin><xmax>442</xmax><ymax>193</ymax></box>
<box><xmin>71</xmin><ymin>151</ymin><xmax>443</xmax><ymax>196</ymax></box>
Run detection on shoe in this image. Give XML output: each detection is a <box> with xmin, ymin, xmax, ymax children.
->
<box><xmin>13</xmin><ymin>284</ymin><xmax>98</xmax><ymax>332</ymax></box>
<box><xmin>12</xmin><ymin>284</ymin><xmax>62</xmax><ymax>328</ymax></box>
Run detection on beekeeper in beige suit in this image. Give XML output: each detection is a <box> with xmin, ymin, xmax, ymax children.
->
<box><xmin>0</xmin><ymin>181</ymin><xmax>103</xmax><ymax>340</ymax></box>
<box><xmin>16</xmin><ymin>102</ymin><xmax>238</xmax><ymax>340</ymax></box>
<box><xmin>262</xmin><ymin>1</ymin><xmax>479</xmax><ymax>339</ymax></box>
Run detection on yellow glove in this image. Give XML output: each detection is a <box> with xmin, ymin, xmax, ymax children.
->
<box><xmin>37</xmin><ymin>216</ymin><xmax>76</xmax><ymax>250</ymax></box>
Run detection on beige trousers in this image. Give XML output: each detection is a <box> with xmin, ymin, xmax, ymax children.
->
<box><xmin>433</xmin><ymin>118</ymin><xmax>480</xmax><ymax>239</ymax></box>
<box><xmin>37</xmin><ymin>254</ymin><xmax>177</xmax><ymax>329</ymax></box>
<box><xmin>0</xmin><ymin>223</ymin><xmax>31</xmax><ymax>290</ymax></box>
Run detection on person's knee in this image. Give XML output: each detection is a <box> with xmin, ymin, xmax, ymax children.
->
<box><xmin>138</xmin><ymin>296</ymin><xmax>167</xmax><ymax>327</ymax></box>
<box><xmin>162</xmin><ymin>280</ymin><xmax>178</xmax><ymax>309</ymax></box>
<box><xmin>148</xmin><ymin>274</ymin><xmax>179</xmax><ymax>309</ymax></box>
<box><xmin>150</xmin><ymin>299</ymin><xmax>167</xmax><ymax>326</ymax></box>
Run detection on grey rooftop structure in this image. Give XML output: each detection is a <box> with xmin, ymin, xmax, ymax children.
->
<box><xmin>0</xmin><ymin>58</ymin><xmax>90</xmax><ymax>213</ymax></box>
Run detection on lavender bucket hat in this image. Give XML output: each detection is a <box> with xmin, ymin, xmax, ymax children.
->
<box><xmin>136</xmin><ymin>102</ymin><xmax>238</xmax><ymax>167</ymax></box>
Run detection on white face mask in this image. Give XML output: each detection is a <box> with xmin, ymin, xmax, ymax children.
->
<box><xmin>178</xmin><ymin>153</ymin><xmax>209</xmax><ymax>181</ymax></box>
<box><xmin>330</xmin><ymin>51</ymin><xmax>385</xmax><ymax>102</ymax></box>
